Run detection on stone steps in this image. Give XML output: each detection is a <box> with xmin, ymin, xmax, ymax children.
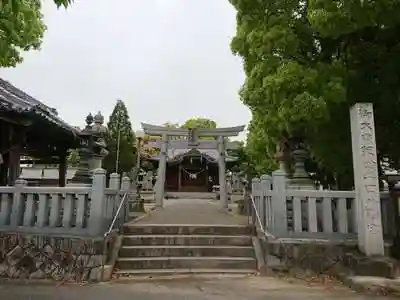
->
<box><xmin>119</xmin><ymin>245</ymin><xmax>254</xmax><ymax>257</ymax></box>
<box><xmin>115</xmin><ymin>224</ymin><xmax>257</xmax><ymax>277</ymax></box>
<box><xmin>116</xmin><ymin>256</ymin><xmax>257</xmax><ymax>270</ymax></box>
<box><xmin>122</xmin><ymin>235</ymin><xmax>252</xmax><ymax>246</ymax></box>
<box><xmin>114</xmin><ymin>268</ymin><xmax>257</xmax><ymax>277</ymax></box>
<box><xmin>164</xmin><ymin>192</ymin><xmax>216</xmax><ymax>199</ymax></box>
<box><xmin>122</xmin><ymin>224</ymin><xmax>254</xmax><ymax>236</ymax></box>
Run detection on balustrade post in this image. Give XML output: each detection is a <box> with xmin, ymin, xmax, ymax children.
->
<box><xmin>260</xmin><ymin>174</ymin><xmax>272</xmax><ymax>231</ymax></box>
<box><xmin>121</xmin><ymin>176</ymin><xmax>132</xmax><ymax>222</ymax></box>
<box><xmin>89</xmin><ymin>168</ymin><xmax>106</xmax><ymax>236</ymax></box>
<box><xmin>272</xmin><ymin>170</ymin><xmax>288</xmax><ymax>235</ymax></box>
<box><xmin>251</xmin><ymin>178</ymin><xmax>260</xmax><ymax>225</ymax></box>
<box><xmin>10</xmin><ymin>178</ymin><xmax>27</xmax><ymax>227</ymax></box>
<box><xmin>121</xmin><ymin>176</ymin><xmax>131</xmax><ymax>191</ymax></box>
<box><xmin>109</xmin><ymin>173</ymin><xmax>120</xmax><ymax>190</ymax></box>
<box><xmin>109</xmin><ymin>172</ymin><xmax>120</xmax><ymax>222</ymax></box>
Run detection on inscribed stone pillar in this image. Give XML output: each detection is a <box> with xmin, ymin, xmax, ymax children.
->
<box><xmin>156</xmin><ymin>134</ymin><xmax>168</xmax><ymax>208</ymax></box>
<box><xmin>218</xmin><ymin>136</ymin><xmax>228</xmax><ymax>209</ymax></box>
<box><xmin>350</xmin><ymin>103</ymin><xmax>384</xmax><ymax>256</ymax></box>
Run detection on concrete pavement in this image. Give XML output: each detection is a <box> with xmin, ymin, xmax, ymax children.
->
<box><xmin>132</xmin><ymin>198</ymin><xmax>248</xmax><ymax>225</ymax></box>
<box><xmin>0</xmin><ymin>275</ymin><xmax>392</xmax><ymax>300</ymax></box>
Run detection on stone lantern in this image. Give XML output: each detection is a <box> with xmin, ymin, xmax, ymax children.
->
<box><xmin>288</xmin><ymin>143</ymin><xmax>315</xmax><ymax>190</ymax></box>
<box><xmin>274</xmin><ymin>140</ymin><xmax>291</xmax><ymax>174</ymax></box>
<box><xmin>91</xmin><ymin>111</ymin><xmax>108</xmax><ymax>170</ymax></box>
<box><xmin>69</xmin><ymin>112</ymin><xmax>108</xmax><ymax>186</ymax></box>
<box><xmin>69</xmin><ymin>113</ymin><xmax>95</xmax><ymax>185</ymax></box>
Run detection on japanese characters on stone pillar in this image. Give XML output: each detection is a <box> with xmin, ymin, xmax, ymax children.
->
<box><xmin>350</xmin><ymin>103</ymin><xmax>384</xmax><ymax>256</ymax></box>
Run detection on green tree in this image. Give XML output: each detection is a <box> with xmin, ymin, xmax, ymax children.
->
<box><xmin>181</xmin><ymin>118</ymin><xmax>217</xmax><ymax>129</ymax></box>
<box><xmin>103</xmin><ymin>100</ymin><xmax>136</xmax><ymax>174</ymax></box>
<box><xmin>228</xmin><ymin>141</ymin><xmax>258</xmax><ymax>179</ymax></box>
<box><xmin>67</xmin><ymin>149</ymin><xmax>80</xmax><ymax>167</ymax></box>
<box><xmin>0</xmin><ymin>0</ymin><xmax>74</xmax><ymax>67</ymax></box>
<box><xmin>163</xmin><ymin>122</ymin><xmax>180</xmax><ymax>128</ymax></box>
<box><xmin>158</xmin><ymin>118</ymin><xmax>218</xmax><ymax>140</ymax></box>
<box><xmin>230</xmin><ymin>0</ymin><xmax>400</xmax><ymax>189</ymax></box>
<box><xmin>181</xmin><ymin>117</ymin><xmax>217</xmax><ymax>140</ymax></box>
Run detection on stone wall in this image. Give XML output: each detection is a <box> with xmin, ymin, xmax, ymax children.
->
<box><xmin>266</xmin><ymin>240</ymin><xmax>357</xmax><ymax>274</ymax></box>
<box><xmin>0</xmin><ymin>232</ymin><xmax>116</xmax><ymax>282</ymax></box>
<box><xmin>265</xmin><ymin>239</ymin><xmax>399</xmax><ymax>279</ymax></box>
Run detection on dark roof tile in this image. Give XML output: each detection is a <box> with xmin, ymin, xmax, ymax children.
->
<box><xmin>0</xmin><ymin>78</ymin><xmax>78</xmax><ymax>134</ymax></box>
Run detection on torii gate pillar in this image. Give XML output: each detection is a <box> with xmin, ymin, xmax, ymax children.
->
<box><xmin>217</xmin><ymin>136</ymin><xmax>228</xmax><ymax>209</ymax></box>
<box><xmin>156</xmin><ymin>134</ymin><xmax>168</xmax><ymax>208</ymax></box>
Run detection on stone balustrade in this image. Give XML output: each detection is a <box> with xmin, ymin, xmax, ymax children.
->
<box><xmin>0</xmin><ymin>168</ymin><xmax>133</xmax><ymax>237</ymax></box>
<box><xmin>251</xmin><ymin>173</ymin><xmax>394</xmax><ymax>241</ymax></box>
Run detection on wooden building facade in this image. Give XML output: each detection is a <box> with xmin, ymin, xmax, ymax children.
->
<box><xmin>0</xmin><ymin>79</ymin><xmax>80</xmax><ymax>186</ymax></box>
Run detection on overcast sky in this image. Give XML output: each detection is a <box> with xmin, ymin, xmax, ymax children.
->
<box><xmin>0</xmin><ymin>0</ymin><xmax>250</xmax><ymax>139</ymax></box>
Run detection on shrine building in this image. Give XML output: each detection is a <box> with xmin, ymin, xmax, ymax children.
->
<box><xmin>148</xmin><ymin>147</ymin><xmax>237</xmax><ymax>193</ymax></box>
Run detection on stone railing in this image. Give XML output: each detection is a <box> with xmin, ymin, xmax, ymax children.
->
<box><xmin>0</xmin><ymin>168</ymin><xmax>133</xmax><ymax>237</ymax></box>
<box><xmin>251</xmin><ymin>171</ymin><xmax>394</xmax><ymax>241</ymax></box>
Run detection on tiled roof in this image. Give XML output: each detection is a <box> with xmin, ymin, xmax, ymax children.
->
<box><xmin>0</xmin><ymin>78</ymin><xmax>78</xmax><ymax>134</ymax></box>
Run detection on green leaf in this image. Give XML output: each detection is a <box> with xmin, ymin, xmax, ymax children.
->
<box><xmin>230</xmin><ymin>0</ymin><xmax>400</xmax><ymax>188</ymax></box>
<box><xmin>0</xmin><ymin>0</ymin><xmax>74</xmax><ymax>67</ymax></box>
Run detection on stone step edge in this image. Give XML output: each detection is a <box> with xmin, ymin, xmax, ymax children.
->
<box><xmin>117</xmin><ymin>256</ymin><xmax>256</xmax><ymax>262</ymax></box>
<box><xmin>120</xmin><ymin>245</ymin><xmax>254</xmax><ymax>249</ymax></box>
<box><xmin>122</xmin><ymin>234</ymin><xmax>252</xmax><ymax>239</ymax></box>
<box><xmin>114</xmin><ymin>268</ymin><xmax>257</xmax><ymax>276</ymax></box>
<box><xmin>123</xmin><ymin>224</ymin><xmax>253</xmax><ymax>228</ymax></box>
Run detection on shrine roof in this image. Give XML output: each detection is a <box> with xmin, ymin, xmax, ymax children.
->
<box><xmin>0</xmin><ymin>78</ymin><xmax>79</xmax><ymax>135</ymax></box>
<box><xmin>149</xmin><ymin>148</ymin><xmax>237</xmax><ymax>163</ymax></box>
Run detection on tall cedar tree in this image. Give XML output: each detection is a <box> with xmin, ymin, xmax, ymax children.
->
<box><xmin>103</xmin><ymin>100</ymin><xmax>136</xmax><ymax>174</ymax></box>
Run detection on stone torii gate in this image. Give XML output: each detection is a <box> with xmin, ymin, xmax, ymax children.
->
<box><xmin>141</xmin><ymin>123</ymin><xmax>245</xmax><ymax>209</ymax></box>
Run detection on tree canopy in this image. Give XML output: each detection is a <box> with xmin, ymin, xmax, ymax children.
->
<box><xmin>103</xmin><ymin>100</ymin><xmax>136</xmax><ymax>174</ymax></box>
<box><xmin>0</xmin><ymin>0</ymin><xmax>74</xmax><ymax>67</ymax></box>
<box><xmin>230</xmin><ymin>0</ymin><xmax>400</xmax><ymax>188</ymax></box>
<box><xmin>181</xmin><ymin>117</ymin><xmax>217</xmax><ymax>129</ymax></box>
<box><xmin>67</xmin><ymin>149</ymin><xmax>79</xmax><ymax>167</ymax></box>
<box><xmin>161</xmin><ymin>118</ymin><xmax>217</xmax><ymax>130</ymax></box>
